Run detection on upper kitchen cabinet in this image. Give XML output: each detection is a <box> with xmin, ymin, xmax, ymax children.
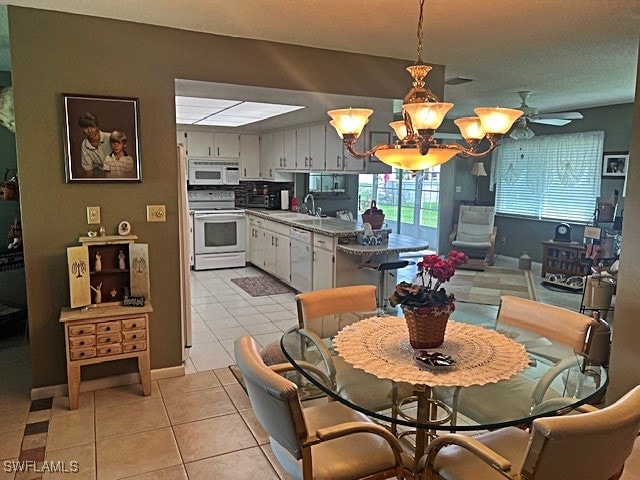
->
<box><xmin>296</xmin><ymin>124</ymin><xmax>326</xmax><ymax>171</ymax></box>
<box><xmin>240</xmin><ymin>134</ymin><xmax>260</xmax><ymax>180</ymax></box>
<box><xmin>325</xmin><ymin>129</ymin><xmax>366</xmax><ymax>172</ymax></box>
<box><xmin>274</xmin><ymin>129</ymin><xmax>297</xmax><ymax>170</ymax></box>
<box><xmin>214</xmin><ymin>133</ymin><xmax>240</xmax><ymax>158</ymax></box>
<box><xmin>260</xmin><ymin>132</ymin><xmax>276</xmax><ymax>180</ymax></box>
<box><xmin>180</xmin><ymin>130</ymin><xmax>240</xmax><ymax>158</ymax></box>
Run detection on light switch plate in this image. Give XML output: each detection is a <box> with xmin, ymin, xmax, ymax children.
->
<box><xmin>147</xmin><ymin>205</ymin><xmax>166</xmax><ymax>222</ymax></box>
<box><xmin>87</xmin><ymin>206</ymin><xmax>101</xmax><ymax>224</ymax></box>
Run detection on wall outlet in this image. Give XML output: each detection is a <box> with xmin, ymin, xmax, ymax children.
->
<box><xmin>501</xmin><ymin>236</ymin><xmax>507</xmax><ymax>245</ymax></box>
<box><xmin>87</xmin><ymin>206</ymin><xmax>100</xmax><ymax>224</ymax></box>
<box><xmin>455</xmin><ymin>186</ymin><xmax>462</xmax><ymax>193</ymax></box>
<box><xmin>147</xmin><ymin>205</ymin><xmax>166</xmax><ymax>222</ymax></box>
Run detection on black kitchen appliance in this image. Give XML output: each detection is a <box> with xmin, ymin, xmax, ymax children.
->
<box><xmin>247</xmin><ymin>194</ymin><xmax>269</xmax><ymax>208</ymax></box>
<box><xmin>267</xmin><ymin>194</ymin><xmax>281</xmax><ymax>210</ymax></box>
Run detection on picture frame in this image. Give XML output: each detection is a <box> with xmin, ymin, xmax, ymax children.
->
<box><xmin>602</xmin><ymin>152</ymin><xmax>628</xmax><ymax>178</ymax></box>
<box><xmin>368</xmin><ymin>131</ymin><xmax>391</xmax><ymax>162</ymax></box>
<box><xmin>62</xmin><ymin>94</ymin><xmax>141</xmax><ymax>182</ymax></box>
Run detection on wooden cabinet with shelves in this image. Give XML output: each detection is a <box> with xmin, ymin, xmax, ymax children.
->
<box><xmin>67</xmin><ymin>235</ymin><xmax>149</xmax><ymax>309</ymax></box>
<box><xmin>541</xmin><ymin>241</ymin><xmax>589</xmax><ymax>281</ymax></box>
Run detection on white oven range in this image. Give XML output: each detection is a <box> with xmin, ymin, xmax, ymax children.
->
<box><xmin>188</xmin><ymin>189</ymin><xmax>246</xmax><ymax>270</ymax></box>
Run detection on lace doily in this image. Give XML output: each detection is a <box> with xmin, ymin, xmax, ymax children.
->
<box><xmin>333</xmin><ymin>316</ymin><xmax>530</xmax><ymax>387</ymax></box>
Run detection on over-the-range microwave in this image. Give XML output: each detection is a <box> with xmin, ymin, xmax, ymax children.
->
<box><xmin>187</xmin><ymin>158</ymin><xmax>240</xmax><ymax>186</ymax></box>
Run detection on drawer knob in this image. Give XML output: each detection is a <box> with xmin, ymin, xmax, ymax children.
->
<box><xmin>132</xmin><ymin>345</ymin><xmax>137</xmax><ymax>350</ymax></box>
<box><xmin>107</xmin><ymin>349</ymin><xmax>111</xmax><ymax>353</ymax></box>
<box><xmin>79</xmin><ymin>341</ymin><xmax>85</xmax><ymax>346</ymax></box>
<box><xmin>105</xmin><ymin>338</ymin><xmax>111</xmax><ymax>343</ymax></box>
<box><xmin>132</xmin><ymin>335</ymin><xmax>137</xmax><ymax>339</ymax></box>
<box><xmin>106</xmin><ymin>327</ymin><xmax>111</xmax><ymax>331</ymax></box>
<box><xmin>131</xmin><ymin>323</ymin><xmax>137</xmax><ymax>328</ymax></box>
<box><xmin>80</xmin><ymin>352</ymin><xmax>85</xmax><ymax>357</ymax></box>
<box><xmin>78</xmin><ymin>330</ymin><xmax>84</xmax><ymax>334</ymax></box>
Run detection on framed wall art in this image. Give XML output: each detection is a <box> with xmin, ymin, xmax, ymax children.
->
<box><xmin>62</xmin><ymin>94</ymin><xmax>141</xmax><ymax>182</ymax></box>
<box><xmin>602</xmin><ymin>152</ymin><xmax>628</xmax><ymax>178</ymax></box>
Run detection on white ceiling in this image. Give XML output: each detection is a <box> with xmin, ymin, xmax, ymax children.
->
<box><xmin>2</xmin><ymin>0</ymin><xmax>639</xmax><ymax>126</ymax></box>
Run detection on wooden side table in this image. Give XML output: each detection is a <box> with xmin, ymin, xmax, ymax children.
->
<box><xmin>59</xmin><ymin>303</ymin><xmax>153</xmax><ymax>409</ymax></box>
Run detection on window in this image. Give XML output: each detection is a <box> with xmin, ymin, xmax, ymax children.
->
<box><xmin>490</xmin><ymin>131</ymin><xmax>604</xmax><ymax>222</ymax></box>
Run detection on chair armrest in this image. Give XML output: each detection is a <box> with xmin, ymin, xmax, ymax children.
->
<box><xmin>298</xmin><ymin>328</ymin><xmax>337</xmax><ymax>383</ymax></box>
<box><xmin>449</xmin><ymin>224</ymin><xmax>458</xmax><ymax>245</ymax></box>
<box><xmin>269</xmin><ymin>361</ymin><xmax>333</xmax><ymax>390</ymax></box>
<box><xmin>530</xmin><ymin>356</ymin><xmax>582</xmax><ymax>407</ymax></box>
<box><xmin>418</xmin><ymin>434</ymin><xmax>514</xmax><ymax>479</ymax></box>
<box><xmin>314</xmin><ymin>421</ymin><xmax>404</xmax><ymax>466</ymax></box>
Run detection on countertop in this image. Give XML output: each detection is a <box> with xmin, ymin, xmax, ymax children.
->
<box><xmin>244</xmin><ymin>208</ymin><xmax>389</xmax><ymax>236</ymax></box>
<box><xmin>245</xmin><ymin>209</ymin><xmax>429</xmax><ymax>255</ymax></box>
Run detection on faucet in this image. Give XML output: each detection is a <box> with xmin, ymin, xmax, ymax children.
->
<box><xmin>303</xmin><ymin>193</ymin><xmax>316</xmax><ymax>216</ymax></box>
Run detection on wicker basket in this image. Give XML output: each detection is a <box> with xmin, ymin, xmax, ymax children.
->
<box><xmin>402</xmin><ymin>303</ymin><xmax>454</xmax><ymax>349</ymax></box>
<box><xmin>361</xmin><ymin>212</ymin><xmax>385</xmax><ymax>229</ymax></box>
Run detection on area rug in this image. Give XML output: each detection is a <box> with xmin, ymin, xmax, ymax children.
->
<box><xmin>445</xmin><ymin>267</ymin><xmax>537</xmax><ymax>306</ymax></box>
<box><xmin>230</xmin><ymin>275</ymin><xmax>295</xmax><ymax>297</ymax></box>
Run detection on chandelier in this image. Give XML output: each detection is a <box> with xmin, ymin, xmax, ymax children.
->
<box><xmin>327</xmin><ymin>0</ymin><xmax>523</xmax><ymax>171</ymax></box>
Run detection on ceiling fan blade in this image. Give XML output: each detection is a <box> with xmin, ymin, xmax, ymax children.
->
<box><xmin>536</xmin><ymin>111</ymin><xmax>584</xmax><ymax>120</ymax></box>
<box><xmin>530</xmin><ymin>118</ymin><xmax>573</xmax><ymax>126</ymax></box>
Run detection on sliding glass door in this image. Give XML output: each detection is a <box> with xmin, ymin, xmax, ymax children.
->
<box><xmin>358</xmin><ymin>167</ymin><xmax>441</xmax><ymax>250</ymax></box>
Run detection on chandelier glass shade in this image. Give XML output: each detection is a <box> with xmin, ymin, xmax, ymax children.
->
<box><xmin>327</xmin><ymin>0</ymin><xmax>523</xmax><ymax>171</ymax></box>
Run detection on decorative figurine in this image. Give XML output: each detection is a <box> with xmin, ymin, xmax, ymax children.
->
<box><xmin>118</xmin><ymin>250</ymin><xmax>126</xmax><ymax>270</ymax></box>
<box><xmin>109</xmin><ymin>287</ymin><xmax>117</xmax><ymax>300</ymax></box>
<box><xmin>90</xmin><ymin>282</ymin><xmax>102</xmax><ymax>304</ymax></box>
<box><xmin>99</xmin><ymin>225</ymin><xmax>106</xmax><ymax>237</ymax></box>
<box><xmin>94</xmin><ymin>251</ymin><xmax>102</xmax><ymax>272</ymax></box>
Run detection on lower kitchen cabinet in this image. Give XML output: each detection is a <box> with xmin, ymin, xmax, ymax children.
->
<box><xmin>312</xmin><ymin>233</ymin><xmax>335</xmax><ymax>291</ymax></box>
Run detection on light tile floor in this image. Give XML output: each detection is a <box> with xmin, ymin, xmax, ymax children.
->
<box><xmin>0</xmin><ymin>256</ymin><xmax>618</xmax><ymax>479</ymax></box>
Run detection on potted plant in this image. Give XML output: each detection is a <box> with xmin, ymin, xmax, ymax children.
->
<box><xmin>389</xmin><ymin>250</ymin><xmax>469</xmax><ymax>348</ymax></box>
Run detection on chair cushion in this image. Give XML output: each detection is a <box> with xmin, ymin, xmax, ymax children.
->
<box><xmin>272</xmin><ymin>401</ymin><xmax>412</xmax><ymax>480</ymax></box>
<box><xmin>452</xmin><ymin>240</ymin><xmax>492</xmax><ymax>249</ymax></box>
<box><xmin>433</xmin><ymin>427</ymin><xmax>530</xmax><ymax>480</ymax></box>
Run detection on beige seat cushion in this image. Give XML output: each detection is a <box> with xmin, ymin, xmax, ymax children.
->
<box><xmin>432</xmin><ymin>427</ymin><xmax>530</xmax><ymax>480</ymax></box>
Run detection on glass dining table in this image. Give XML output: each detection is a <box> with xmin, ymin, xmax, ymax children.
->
<box><xmin>280</xmin><ymin>313</ymin><xmax>607</xmax><ymax>464</ymax></box>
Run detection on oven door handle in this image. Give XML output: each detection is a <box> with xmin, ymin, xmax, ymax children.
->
<box><xmin>194</xmin><ymin>213</ymin><xmax>245</xmax><ymax>220</ymax></box>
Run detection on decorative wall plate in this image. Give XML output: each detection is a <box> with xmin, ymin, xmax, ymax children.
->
<box><xmin>118</xmin><ymin>221</ymin><xmax>131</xmax><ymax>236</ymax></box>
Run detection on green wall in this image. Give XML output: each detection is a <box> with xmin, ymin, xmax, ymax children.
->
<box><xmin>8</xmin><ymin>6</ymin><xmax>444</xmax><ymax>388</ymax></box>
<box><xmin>0</xmin><ymin>71</ymin><xmax>18</xmax><ymax>250</ymax></box>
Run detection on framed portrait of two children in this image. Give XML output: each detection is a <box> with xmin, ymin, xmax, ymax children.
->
<box><xmin>62</xmin><ymin>93</ymin><xmax>141</xmax><ymax>182</ymax></box>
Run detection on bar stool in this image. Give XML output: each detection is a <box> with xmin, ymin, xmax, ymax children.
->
<box><xmin>361</xmin><ymin>260</ymin><xmax>412</xmax><ymax>311</ymax></box>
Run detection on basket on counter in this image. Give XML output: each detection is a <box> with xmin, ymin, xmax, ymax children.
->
<box><xmin>361</xmin><ymin>200</ymin><xmax>385</xmax><ymax>229</ymax></box>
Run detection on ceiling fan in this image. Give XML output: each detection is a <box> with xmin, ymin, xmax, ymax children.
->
<box><xmin>515</xmin><ymin>90</ymin><xmax>583</xmax><ymax>126</ymax></box>
<box><xmin>509</xmin><ymin>91</ymin><xmax>583</xmax><ymax>140</ymax></box>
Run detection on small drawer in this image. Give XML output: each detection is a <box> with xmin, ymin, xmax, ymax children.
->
<box><xmin>97</xmin><ymin>344</ymin><xmax>122</xmax><ymax>356</ymax></box>
<box><xmin>276</xmin><ymin>223</ymin><xmax>291</xmax><ymax>236</ymax></box>
<box><xmin>122</xmin><ymin>329</ymin><xmax>146</xmax><ymax>342</ymax></box>
<box><xmin>122</xmin><ymin>341</ymin><xmax>146</xmax><ymax>353</ymax></box>
<box><xmin>69</xmin><ymin>335</ymin><xmax>96</xmax><ymax>349</ymax></box>
<box><xmin>122</xmin><ymin>317</ymin><xmax>146</xmax><ymax>331</ymax></box>
<box><xmin>313</xmin><ymin>233</ymin><xmax>333</xmax><ymax>250</ymax></box>
<box><xmin>69</xmin><ymin>347</ymin><xmax>96</xmax><ymax>360</ymax></box>
<box><xmin>97</xmin><ymin>332</ymin><xmax>122</xmax><ymax>345</ymax></box>
<box><xmin>97</xmin><ymin>321</ymin><xmax>121</xmax><ymax>334</ymax></box>
<box><xmin>68</xmin><ymin>324</ymin><xmax>96</xmax><ymax>337</ymax></box>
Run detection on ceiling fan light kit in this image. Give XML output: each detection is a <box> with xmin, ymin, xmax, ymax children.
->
<box><xmin>327</xmin><ymin>0</ymin><xmax>523</xmax><ymax>171</ymax></box>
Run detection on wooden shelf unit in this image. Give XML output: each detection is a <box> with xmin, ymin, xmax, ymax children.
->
<box><xmin>541</xmin><ymin>241</ymin><xmax>590</xmax><ymax>279</ymax></box>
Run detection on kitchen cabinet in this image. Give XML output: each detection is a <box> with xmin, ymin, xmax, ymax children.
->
<box><xmin>180</xmin><ymin>131</ymin><xmax>240</xmax><ymax>158</ymax></box>
<box><xmin>214</xmin><ymin>132</ymin><xmax>240</xmax><ymax>158</ymax></box>
<box><xmin>325</xmin><ymin>129</ymin><xmax>366</xmax><ymax>172</ymax></box>
<box><xmin>260</xmin><ymin>220</ymin><xmax>291</xmax><ymax>283</ymax></box>
<box><xmin>312</xmin><ymin>233</ymin><xmax>335</xmax><ymax>291</ymax></box>
<box><xmin>189</xmin><ymin>212</ymin><xmax>194</xmax><ymax>267</ymax></box>
<box><xmin>274</xmin><ymin>129</ymin><xmax>297</xmax><ymax>170</ymax></box>
<box><xmin>296</xmin><ymin>124</ymin><xmax>326</xmax><ymax>171</ymax></box>
<box><xmin>259</xmin><ymin>133</ymin><xmax>276</xmax><ymax>180</ymax></box>
<box><xmin>240</xmin><ymin>134</ymin><xmax>260</xmax><ymax>179</ymax></box>
<box><xmin>247</xmin><ymin>215</ymin><xmax>265</xmax><ymax>266</ymax></box>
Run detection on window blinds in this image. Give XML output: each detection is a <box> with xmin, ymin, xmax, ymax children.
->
<box><xmin>490</xmin><ymin>131</ymin><xmax>604</xmax><ymax>222</ymax></box>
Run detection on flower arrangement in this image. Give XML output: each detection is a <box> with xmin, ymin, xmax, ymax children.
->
<box><xmin>389</xmin><ymin>250</ymin><xmax>469</xmax><ymax>314</ymax></box>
